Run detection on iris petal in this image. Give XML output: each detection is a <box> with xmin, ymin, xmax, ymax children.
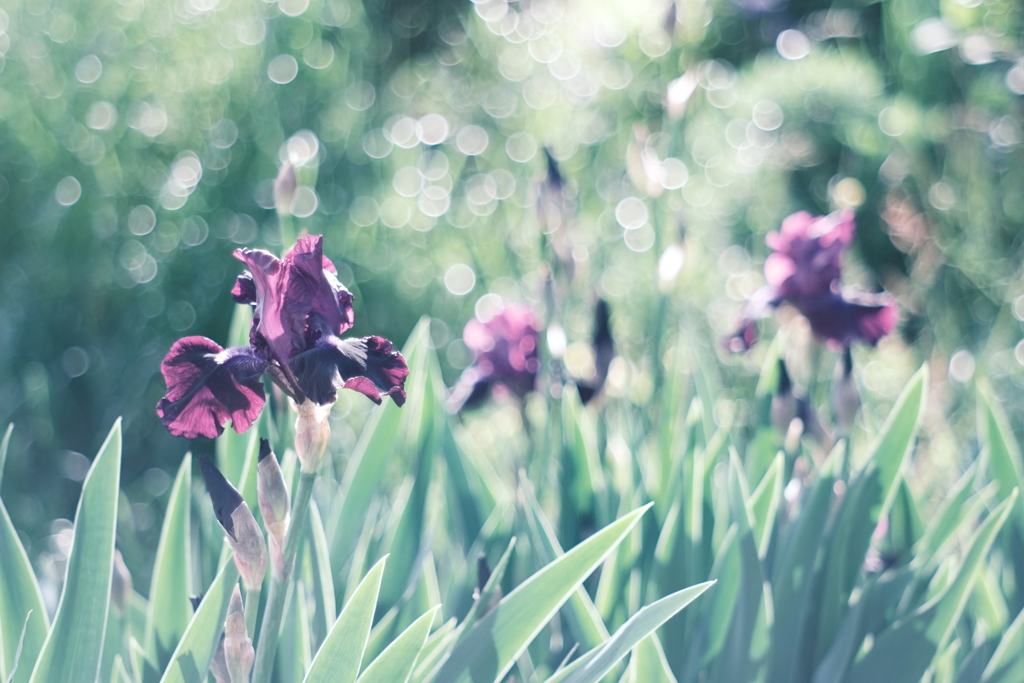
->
<box><xmin>156</xmin><ymin>337</ymin><xmax>268</xmax><ymax>439</ymax></box>
<box><xmin>231</xmin><ymin>272</ymin><xmax>257</xmax><ymax>306</ymax></box>
<box><xmin>234</xmin><ymin>235</ymin><xmax>354</xmax><ymax>367</ymax></box>
<box><xmin>289</xmin><ymin>335</ymin><xmax>408</xmax><ymax>406</ymax></box>
<box><xmin>795</xmin><ymin>291</ymin><xmax>898</xmax><ymax>346</ymax></box>
<box><xmin>765</xmin><ymin>210</ymin><xmax>853</xmax><ymax>301</ymax></box>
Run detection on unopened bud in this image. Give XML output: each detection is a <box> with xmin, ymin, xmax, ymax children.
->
<box><xmin>224</xmin><ymin>585</ymin><xmax>254</xmax><ymax>683</ymax></box>
<box><xmin>473</xmin><ymin>553</ymin><xmax>502</xmax><ymax>615</ymax></box>
<box><xmin>209</xmin><ymin>637</ymin><xmax>230</xmax><ymax>683</ymax></box>
<box><xmin>474</xmin><ymin>553</ymin><xmax>491</xmax><ymax>601</ymax></box>
<box><xmin>111</xmin><ymin>549</ymin><xmax>132</xmax><ymax>613</ymax></box>
<box><xmin>770</xmin><ymin>360</ymin><xmax>798</xmax><ymax>435</ymax></box>
<box><xmin>199</xmin><ymin>457</ymin><xmax>267</xmax><ymax>590</ymax></box>
<box><xmin>294</xmin><ymin>399</ymin><xmax>331</xmax><ymax>473</ymax></box>
<box><xmin>274</xmin><ymin>162</ymin><xmax>297</xmax><ymax>216</ymax></box>
<box><xmin>257</xmin><ymin>438</ymin><xmax>290</xmax><ymax>578</ymax></box>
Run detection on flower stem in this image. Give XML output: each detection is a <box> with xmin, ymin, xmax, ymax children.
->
<box><xmin>250</xmin><ymin>470</ymin><xmax>317</xmax><ymax>683</ymax></box>
<box><xmin>245</xmin><ymin>586</ymin><xmax>260</xmax><ymax>639</ymax></box>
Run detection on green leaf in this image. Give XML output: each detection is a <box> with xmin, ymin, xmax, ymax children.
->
<box><xmin>144</xmin><ymin>454</ymin><xmax>193</xmax><ymax>672</ymax></box>
<box><xmin>707</xmin><ymin>458</ymin><xmax>771</xmax><ymax>683</ymax></box>
<box><xmin>304</xmin><ymin>556</ymin><xmax>388</xmax><ymax>683</ymax></box>
<box><xmin>814</xmin><ymin>366</ymin><xmax>927</xmax><ymax>663</ymax></box>
<box><xmin>157</xmin><ymin>558</ymin><xmax>239</xmax><ymax>683</ymax></box>
<box><xmin>453</xmin><ymin>538</ymin><xmax>516</xmax><ymax>644</ymax></box>
<box><xmin>0</xmin><ymin>497</ymin><xmax>48</xmax><ymax>683</ymax></box>
<box><xmin>411</xmin><ymin>618</ymin><xmax>457</xmax><ymax>683</ymax></box>
<box><xmin>918</xmin><ymin>462</ymin><xmax>980</xmax><ymax>563</ymax></box>
<box><xmin>546</xmin><ymin>582</ymin><xmax>714</xmax><ymax>683</ymax></box>
<box><xmin>521</xmin><ymin>478</ymin><xmax>609</xmax><ymax>651</ymax></box>
<box><xmin>329</xmin><ymin>321</ymin><xmax>429</xmax><ymax>574</ymax></box>
<box><xmin>0</xmin><ymin>423</ymin><xmax>12</xmax><ymax>491</ymax></box>
<box><xmin>846</xmin><ymin>491</ymin><xmax>1017</xmax><ymax>683</ymax></box>
<box><xmin>765</xmin><ymin>464</ymin><xmax>834</xmax><ymax>683</ymax></box>
<box><xmin>5</xmin><ymin>610</ymin><xmax>34</xmax><ymax>683</ymax></box>
<box><xmin>561</xmin><ymin>388</ymin><xmax>607</xmax><ymax>523</ymax></box>
<box><xmin>747</xmin><ymin>452</ymin><xmax>783</xmax><ymax>558</ymax></box>
<box><xmin>981</xmin><ymin>604</ymin><xmax>1024</xmax><ymax>683</ymax></box>
<box><xmin>380</xmin><ymin>342</ymin><xmax>442</xmax><ymax>609</ymax></box>
<box><xmin>216</xmin><ymin>303</ymin><xmax>255</xmax><ymax>485</ymax></box>
<box><xmin>428</xmin><ymin>505</ymin><xmax>651</xmax><ymax>683</ymax></box>
<box><xmin>280</xmin><ymin>580</ymin><xmax>313</xmax><ymax>682</ymax></box>
<box><xmin>308</xmin><ymin>502</ymin><xmax>337</xmax><ymax>648</ymax></box>
<box><xmin>979</xmin><ymin>390</ymin><xmax>1024</xmax><ymax>525</ymax></box>
<box><xmin>357</xmin><ymin>606</ymin><xmax>439</xmax><ymax>683</ymax></box>
<box><xmin>628</xmin><ymin>635</ymin><xmax>678</xmax><ymax>683</ymax></box>
<box><xmin>29</xmin><ymin>420</ymin><xmax>122</xmax><ymax>683</ymax></box>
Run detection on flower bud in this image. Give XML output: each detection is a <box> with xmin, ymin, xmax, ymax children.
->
<box><xmin>294</xmin><ymin>399</ymin><xmax>332</xmax><ymax>473</ymax></box>
<box><xmin>111</xmin><ymin>549</ymin><xmax>132</xmax><ymax>613</ymax></box>
<box><xmin>274</xmin><ymin>162</ymin><xmax>297</xmax><ymax>217</ymax></box>
<box><xmin>199</xmin><ymin>457</ymin><xmax>267</xmax><ymax>590</ymax></box>
<box><xmin>224</xmin><ymin>585</ymin><xmax>254</xmax><ymax>683</ymax></box>
<box><xmin>210</xmin><ymin>638</ymin><xmax>230</xmax><ymax>683</ymax></box>
<box><xmin>770</xmin><ymin>359</ymin><xmax>798</xmax><ymax>435</ymax></box>
<box><xmin>257</xmin><ymin>438</ymin><xmax>290</xmax><ymax>578</ymax></box>
<box><xmin>473</xmin><ymin>553</ymin><xmax>502</xmax><ymax>615</ymax></box>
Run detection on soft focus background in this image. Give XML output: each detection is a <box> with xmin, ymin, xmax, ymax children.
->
<box><xmin>0</xmin><ymin>0</ymin><xmax>1022</xmax><ymax>593</ymax></box>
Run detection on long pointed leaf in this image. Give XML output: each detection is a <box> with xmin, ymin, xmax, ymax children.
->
<box><xmin>304</xmin><ymin>556</ymin><xmax>388</xmax><ymax>683</ymax></box>
<box><xmin>158</xmin><ymin>558</ymin><xmax>240</xmax><ymax>683</ymax></box>
<box><xmin>145</xmin><ymin>455</ymin><xmax>193</xmax><ymax>672</ymax></box>
<box><xmin>814</xmin><ymin>366</ymin><xmax>927</xmax><ymax>663</ymax></box>
<box><xmin>0</xmin><ymin>423</ymin><xmax>12</xmax><ymax>491</ymax></box>
<box><xmin>547</xmin><ymin>582</ymin><xmax>714</xmax><ymax>683</ymax></box>
<box><xmin>429</xmin><ymin>505</ymin><xmax>651</xmax><ymax>683</ymax></box>
<box><xmin>981</xmin><ymin>604</ymin><xmax>1024</xmax><ymax>683</ymax></box>
<box><xmin>846</xmin><ymin>491</ymin><xmax>1017</xmax><ymax>683</ymax></box>
<box><xmin>358</xmin><ymin>606</ymin><xmax>439</xmax><ymax>683</ymax></box>
<box><xmin>0</xmin><ymin>497</ymin><xmax>48</xmax><ymax>683</ymax></box>
<box><xmin>29</xmin><ymin>420</ymin><xmax>122</xmax><ymax>683</ymax></box>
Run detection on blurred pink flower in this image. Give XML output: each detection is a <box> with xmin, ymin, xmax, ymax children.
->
<box><xmin>727</xmin><ymin>210</ymin><xmax>897</xmax><ymax>350</ymax></box>
<box><xmin>448</xmin><ymin>304</ymin><xmax>541</xmax><ymax>412</ymax></box>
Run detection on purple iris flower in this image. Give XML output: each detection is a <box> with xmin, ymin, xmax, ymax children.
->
<box><xmin>157</xmin><ymin>235</ymin><xmax>408</xmax><ymax>439</ymax></box>
<box><xmin>727</xmin><ymin>210</ymin><xmax>898</xmax><ymax>349</ymax></box>
<box><xmin>764</xmin><ymin>210</ymin><xmax>854</xmax><ymax>301</ymax></box>
<box><xmin>446</xmin><ymin>304</ymin><xmax>541</xmax><ymax>412</ymax></box>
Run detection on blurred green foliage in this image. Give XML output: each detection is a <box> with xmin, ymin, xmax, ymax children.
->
<box><xmin>1</xmin><ymin>0</ymin><xmax>1024</xmax><ymax>634</ymax></box>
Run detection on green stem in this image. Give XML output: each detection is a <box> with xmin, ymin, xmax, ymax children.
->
<box><xmin>245</xmin><ymin>586</ymin><xmax>260</xmax><ymax>640</ymax></box>
<box><xmin>279</xmin><ymin>212</ymin><xmax>296</xmax><ymax>253</ymax></box>
<box><xmin>251</xmin><ymin>471</ymin><xmax>317</xmax><ymax>683</ymax></box>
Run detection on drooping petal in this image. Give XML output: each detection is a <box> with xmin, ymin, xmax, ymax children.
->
<box><xmin>231</xmin><ymin>272</ymin><xmax>257</xmax><ymax>306</ymax></box>
<box><xmin>795</xmin><ymin>290</ymin><xmax>898</xmax><ymax>346</ymax></box>
<box><xmin>157</xmin><ymin>337</ymin><xmax>268</xmax><ymax>439</ymax></box>
<box><xmin>445</xmin><ymin>366</ymin><xmax>493</xmax><ymax>413</ymax></box>
<box><xmin>289</xmin><ymin>335</ymin><xmax>409</xmax><ymax>406</ymax></box>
